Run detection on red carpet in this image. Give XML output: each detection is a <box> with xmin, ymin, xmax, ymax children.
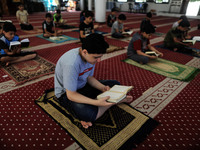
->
<box><xmin>0</xmin><ymin>11</ymin><xmax>199</xmax><ymax>150</ymax></box>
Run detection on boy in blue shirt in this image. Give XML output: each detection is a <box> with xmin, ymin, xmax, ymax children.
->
<box><xmin>55</xmin><ymin>33</ymin><xmax>133</xmax><ymax>129</ymax></box>
<box><xmin>0</xmin><ymin>22</ymin><xmax>37</xmax><ymax>66</ymax></box>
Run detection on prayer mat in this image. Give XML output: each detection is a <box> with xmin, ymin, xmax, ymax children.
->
<box><xmin>153</xmin><ymin>32</ymin><xmax>165</xmax><ymax>37</ymax></box>
<box><xmin>2</xmin><ymin>56</ymin><xmax>55</xmax><ymax>85</ymax></box>
<box><xmin>155</xmin><ymin>44</ymin><xmax>200</xmax><ymax>58</ymax></box>
<box><xmin>35</xmin><ymin>90</ymin><xmax>159</xmax><ymax>150</ymax></box>
<box><xmin>36</xmin><ymin>34</ymin><xmax>78</xmax><ymax>43</ymax></box>
<box><xmin>106</xmin><ymin>45</ymin><xmax>124</xmax><ymax>53</ymax></box>
<box><xmin>123</xmin><ymin>58</ymin><xmax>200</xmax><ymax>82</ymax></box>
<box><xmin>72</xmin><ymin>29</ymin><xmax>108</xmax><ymax>35</ymax></box>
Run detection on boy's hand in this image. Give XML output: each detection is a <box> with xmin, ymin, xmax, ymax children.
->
<box><xmin>102</xmin><ymin>85</ymin><xmax>110</xmax><ymax>92</ymax></box>
<box><xmin>149</xmin><ymin>55</ymin><xmax>157</xmax><ymax>59</ymax></box>
<box><xmin>97</xmin><ymin>96</ymin><xmax>114</xmax><ymax>106</ymax></box>
<box><xmin>158</xmin><ymin>52</ymin><xmax>163</xmax><ymax>57</ymax></box>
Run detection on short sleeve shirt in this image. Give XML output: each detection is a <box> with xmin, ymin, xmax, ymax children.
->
<box><xmin>79</xmin><ymin>22</ymin><xmax>94</xmax><ymax>35</ymax></box>
<box><xmin>127</xmin><ymin>32</ymin><xmax>150</xmax><ymax>56</ymax></box>
<box><xmin>42</xmin><ymin>21</ymin><xmax>55</xmax><ymax>33</ymax></box>
<box><xmin>54</xmin><ymin>48</ymin><xmax>95</xmax><ymax>98</ymax></box>
<box><xmin>111</xmin><ymin>21</ymin><xmax>123</xmax><ymax>34</ymax></box>
<box><xmin>16</xmin><ymin>10</ymin><xmax>28</xmax><ymax>23</ymax></box>
<box><xmin>164</xmin><ymin>27</ymin><xmax>184</xmax><ymax>44</ymax></box>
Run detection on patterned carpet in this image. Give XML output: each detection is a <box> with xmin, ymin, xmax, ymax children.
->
<box><xmin>0</xmin><ymin>11</ymin><xmax>200</xmax><ymax>150</ymax></box>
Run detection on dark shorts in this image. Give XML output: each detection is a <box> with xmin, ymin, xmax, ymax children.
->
<box><xmin>58</xmin><ymin>80</ymin><xmax>120</xmax><ymax>122</ymax></box>
<box><xmin>0</xmin><ymin>51</ymin><xmax>37</xmax><ymax>59</ymax></box>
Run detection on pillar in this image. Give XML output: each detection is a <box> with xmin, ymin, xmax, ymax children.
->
<box><xmin>95</xmin><ymin>0</ymin><xmax>106</xmax><ymax>22</ymax></box>
<box><xmin>80</xmin><ymin>0</ymin><xmax>84</xmax><ymax>11</ymax></box>
<box><xmin>88</xmin><ymin>0</ymin><xmax>92</xmax><ymax>11</ymax></box>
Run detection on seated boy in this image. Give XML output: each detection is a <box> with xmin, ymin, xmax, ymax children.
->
<box><xmin>79</xmin><ymin>11</ymin><xmax>94</xmax><ymax>43</ymax></box>
<box><xmin>16</xmin><ymin>3</ymin><xmax>33</xmax><ymax>30</ymax></box>
<box><xmin>107</xmin><ymin>8</ymin><xmax>117</xmax><ymax>27</ymax></box>
<box><xmin>42</xmin><ymin>13</ymin><xmax>63</xmax><ymax>38</ymax></box>
<box><xmin>164</xmin><ymin>20</ymin><xmax>192</xmax><ymax>52</ymax></box>
<box><xmin>53</xmin><ymin>9</ymin><xmax>75</xmax><ymax>29</ymax></box>
<box><xmin>111</xmin><ymin>14</ymin><xmax>127</xmax><ymax>38</ymax></box>
<box><xmin>54</xmin><ymin>33</ymin><xmax>133</xmax><ymax>129</ymax></box>
<box><xmin>140</xmin><ymin>12</ymin><xmax>156</xmax><ymax>34</ymax></box>
<box><xmin>0</xmin><ymin>23</ymin><xmax>37</xmax><ymax>66</ymax></box>
<box><xmin>127</xmin><ymin>25</ymin><xmax>163</xmax><ymax>64</ymax></box>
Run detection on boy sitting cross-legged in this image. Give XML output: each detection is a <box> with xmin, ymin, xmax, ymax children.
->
<box><xmin>0</xmin><ymin>23</ymin><xmax>37</xmax><ymax>66</ymax></box>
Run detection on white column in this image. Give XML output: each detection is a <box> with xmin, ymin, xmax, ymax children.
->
<box><xmin>95</xmin><ymin>0</ymin><xmax>106</xmax><ymax>22</ymax></box>
<box><xmin>80</xmin><ymin>0</ymin><xmax>84</xmax><ymax>11</ymax></box>
<box><xmin>88</xmin><ymin>0</ymin><xmax>92</xmax><ymax>11</ymax></box>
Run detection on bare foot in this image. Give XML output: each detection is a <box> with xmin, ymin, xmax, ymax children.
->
<box><xmin>6</xmin><ymin>62</ymin><xmax>10</xmax><ymax>66</ymax></box>
<box><xmin>173</xmin><ymin>48</ymin><xmax>178</xmax><ymax>52</ymax></box>
<box><xmin>80</xmin><ymin>121</ymin><xmax>92</xmax><ymax>129</ymax></box>
<box><xmin>119</xmin><ymin>95</ymin><xmax>133</xmax><ymax>104</ymax></box>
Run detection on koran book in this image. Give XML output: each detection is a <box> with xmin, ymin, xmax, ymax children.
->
<box><xmin>182</xmin><ymin>39</ymin><xmax>196</xmax><ymax>45</ymax></box>
<box><xmin>145</xmin><ymin>51</ymin><xmax>160</xmax><ymax>57</ymax></box>
<box><xmin>97</xmin><ymin>85</ymin><xmax>133</xmax><ymax>103</ymax></box>
<box><xmin>9</xmin><ymin>38</ymin><xmax>30</xmax><ymax>50</ymax></box>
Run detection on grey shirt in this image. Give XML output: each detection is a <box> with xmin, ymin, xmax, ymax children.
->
<box><xmin>111</xmin><ymin>21</ymin><xmax>123</xmax><ymax>34</ymax></box>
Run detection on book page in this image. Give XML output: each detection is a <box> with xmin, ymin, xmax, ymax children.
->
<box><xmin>193</xmin><ymin>36</ymin><xmax>200</xmax><ymax>41</ymax></box>
<box><xmin>97</xmin><ymin>91</ymin><xmax>125</xmax><ymax>102</ymax></box>
<box><xmin>109</xmin><ymin>85</ymin><xmax>133</xmax><ymax>93</ymax></box>
<box><xmin>21</xmin><ymin>38</ymin><xmax>29</xmax><ymax>43</ymax></box>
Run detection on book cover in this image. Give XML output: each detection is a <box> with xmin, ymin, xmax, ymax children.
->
<box><xmin>97</xmin><ymin>85</ymin><xmax>133</xmax><ymax>103</ymax></box>
<box><xmin>9</xmin><ymin>38</ymin><xmax>30</xmax><ymax>50</ymax></box>
<box><xmin>145</xmin><ymin>51</ymin><xmax>160</xmax><ymax>57</ymax></box>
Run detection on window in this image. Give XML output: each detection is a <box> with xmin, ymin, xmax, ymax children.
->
<box><xmin>135</xmin><ymin>0</ymin><xmax>147</xmax><ymax>2</ymax></box>
<box><xmin>154</xmin><ymin>0</ymin><xmax>169</xmax><ymax>3</ymax></box>
<box><xmin>117</xmin><ymin>0</ymin><xmax>128</xmax><ymax>2</ymax></box>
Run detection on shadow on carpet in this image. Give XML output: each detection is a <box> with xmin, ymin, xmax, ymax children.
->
<box><xmin>35</xmin><ymin>90</ymin><xmax>159</xmax><ymax>150</ymax></box>
<box><xmin>123</xmin><ymin>58</ymin><xmax>200</xmax><ymax>82</ymax></box>
<box><xmin>155</xmin><ymin>44</ymin><xmax>200</xmax><ymax>58</ymax></box>
<box><xmin>2</xmin><ymin>56</ymin><xmax>55</xmax><ymax>85</ymax></box>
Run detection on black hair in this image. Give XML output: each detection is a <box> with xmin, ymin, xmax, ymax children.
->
<box><xmin>45</xmin><ymin>13</ymin><xmax>52</xmax><ymax>18</ymax></box>
<box><xmin>146</xmin><ymin>12</ymin><xmax>152</xmax><ymax>18</ymax></box>
<box><xmin>179</xmin><ymin>20</ymin><xmax>190</xmax><ymax>27</ymax></box>
<box><xmin>118</xmin><ymin>14</ymin><xmax>126</xmax><ymax>20</ymax></box>
<box><xmin>56</xmin><ymin>9</ymin><xmax>61</xmax><ymax>14</ymax></box>
<box><xmin>179</xmin><ymin>15</ymin><xmax>188</xmax><ymax>21</ymax></box>
<box><xmin>141</xmin><ymin>25</ymin><xmax>154</xmax><ymax>34</ymax></box>
<box><xmin>111</xmin><ymin>8</ymin><xmax>117</xmax><ymax>12</ymax></box>
<box><xmin>3</xmin><ymin>22</ymin><xmax>16</xmax><ymax>32</ymax></box>
<box><xmin>84</xmin><ymin>11</ymin><xmax>94</xmax><ymax>18</ymax></box>
<box><xmin>82</xmin><ymin>33</ymin><xmax>109</xmax><ymax>54</ymax></box>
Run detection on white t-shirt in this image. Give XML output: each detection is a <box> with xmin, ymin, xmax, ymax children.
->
<box><xmin>16</xmin><ymin>10</ymin><xmax>28</xmax><ymax>24</ymax></box>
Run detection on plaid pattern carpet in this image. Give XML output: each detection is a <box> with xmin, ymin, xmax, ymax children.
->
<box><xmin>0</xmin><ymin>11</ymin><xmax>200</xmax><ymax>150</ymax></box>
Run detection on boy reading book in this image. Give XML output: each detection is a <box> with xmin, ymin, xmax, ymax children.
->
<box><xmin>127</xmin><ymin>25</ymin><xmax>163</xmax><ymax>64</ymax></box>
<box><xmin>0</xmin><ymin>23</ymin><xmax>36</xmax><ymax>66</ymax></box>
<box><xmin>97</xmin><ymin>85</ymin><xmax>133</xmax><ymax>103</ymax></box>
<box><xmin>54</xmin><ymin>33</ymin><xmax>133</xmax><ymax>129</ymax></box>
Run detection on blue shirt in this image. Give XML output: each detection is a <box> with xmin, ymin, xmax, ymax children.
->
<box><xmin>54</xmin><ymin>48</ymin><xmax>95</xmax><ymax>98</ymax></box>
<box><xmin>0</xmin><ymin>35</ymin><xmax>19</xmax><ymax>55</ymax></box>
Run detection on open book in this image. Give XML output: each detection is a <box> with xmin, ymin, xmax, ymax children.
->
<box><xmin>97</xmin><ymin>85</ymin><xmax>133</xmax><ymax>103</ymax></box>
<box><xmin>182</xmin><ymin>39</ymin><xmax>196</xmax><ymax>45</ymax></box>
<box><xmin>145</xmin><ymin>51</ymin><xmax>160</xmax><ymax>57</ymax></box>
<box><xmin>122</xmin><ymin>30</ymin><xmax>133</xmax><ymax>35</ymax></box>
<box><xmin>193</xmin><ymin>36</ymin><xmax>200</xmax><ymax>41</ymax></box>
<box><xmin>9</xmin><ymin>38</ymin><xmax>30</xmax><ymax>50</ymax></box>
<box><xmin>49</xmin><ymin>36</ymin><xmax>65</xmax><ymax>40</ymax></box>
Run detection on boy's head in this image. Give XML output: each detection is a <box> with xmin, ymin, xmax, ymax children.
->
<box><xmin>179</xmin><ymin>15</ymin><xmax>188</xmax><ymax>21</ymax></box>
<box><xmin>118</xmin><ymin>14</ymin><xmax>126</xmax><ymax>24</ymax></box>
<box><xmin>82</xmin><ymin>33</ymin><xmax>109</xmax><ymax>64</ymax></box>
<box><xmin>45</xmin><ymin>13</ymin><xmax>52</xmax><ymax>23</ymax></box>
<box><xmin>140</xmin><ymin>25</ymin><xmax>154</xmax><ymax>39</ymax></box>
<box><xmin>2</xmin><ymin>22</ymin><xmax>16</xmax><ymax>40</ymax></box>
<box><xmin>178</xmin><ymin>20</ymin><xmax>190</xmax><ymax>31</ymax></box>
<box><xmin>56</xmin><ymin>9</ymin><xmax>61</xmax><ymax>15</ymax></box>
<box><xmin>146</xmin><ymin>12</ymin><xmax>152</xmax><ymax>20</ymax></box>
<box><xmin>84</xmin><ymin>11</ymin><xmax>94</xmax><ymax>24</ymax></box>
<box><xmin>111</xmin><ymin>8</ymin><xmax>117</xmax><ymax>15</ymax></box>
<box><xmin>18</xmin><ymin>3</ymin><xmax>24</xmax><ymax>11</ymax></box>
